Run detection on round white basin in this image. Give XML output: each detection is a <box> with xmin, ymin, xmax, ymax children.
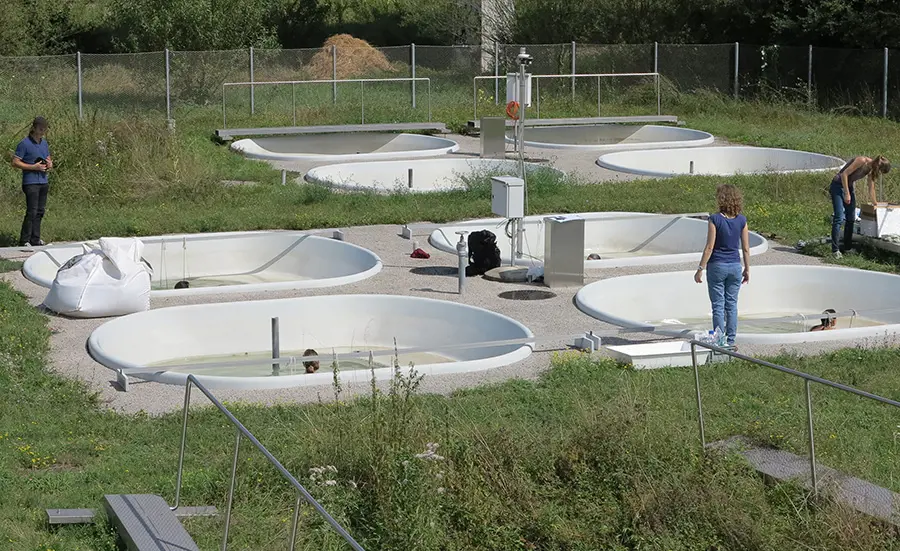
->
<box><xmin>596</xmin><ymin>146</ymin><xmax>846</xmax><ymax>177</ymax></box>
<box><xmin>304</xmin><ymin>158</ymin><xmax>564</xmax><ymax>193</ymax></box>
<box><xmin>23</xmin><ymin>231</ymin><xmax>382</xmax><ymax>297</ymax></box>
<box><xmin>575</xmin><ymin>265</ymin><xmax>900</xmax><ymax>344</ymax></box>
<box><xmin>514</xmin><ymin>124</ymin><xmax>714</xmax><ymax>151</ymax></box>
<box><xmin>231</xmin><ymin>133</ymin><xmax>459</xmax><ymax>162</ymax></box>
<box><xmin>428</xmin><ymin>212</ymin><xmax>768</xmax><ymax>269</ymax></box>
<box><xmin>87</xmin><ymin>294</ymin><xmax>534</xmax><ymax>389</ymax></box>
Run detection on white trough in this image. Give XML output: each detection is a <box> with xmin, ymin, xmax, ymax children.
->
<box><xmin>596</xmin><ymin>146</ymin><xmax>846</xmax><ymax>177</ymax></box>
<box><xmin>304</xmin><ymin>158</ymin><xmax>564</xmax><ymax>193</ymax></box>
<box><xmin>231</xmin><ymin>133</ymin><xmax>459</xmax><ymax>162</ymax></box>
<box><xmin>87</xmin><ymin>294</ymin><xmax>534</xmax><ymax>389</ymax></box>
<box><xmin>575</xmin><ymin>265</ymin><xmax>900</xmax><ymax>344</ymax></box>
<box><xmin>23</xmin><ymin>231</ymin><xmax>382</xmax><ymax>297</ymax></box>
<box><xmin>428</xmin><ymin>212</ymin><xmax>768</xmax><ymax>269</ymax></box>
<box><xmin>514</xmin><ymin>124</ymin><xmax>714</xmax><ymax>151</ymax></box>
<box><xmin>604</xmin><ymin>341</ymin><xmax>712</xmax><ymax>369</ymax></box>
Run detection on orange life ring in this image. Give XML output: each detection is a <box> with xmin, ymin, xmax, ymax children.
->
<box><xmin>505</xmin><ymin>100</ymin><xmax>520</xmax><ymax>120</ymax></box>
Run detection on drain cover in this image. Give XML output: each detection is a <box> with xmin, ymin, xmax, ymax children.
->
<box><xmin>498</xmin><ymin>290</ymin><xmax>557</xmax><ymax>301</ymax></box>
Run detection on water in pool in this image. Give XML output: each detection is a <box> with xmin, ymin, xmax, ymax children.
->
<box><xmin>646</xmin><ymin>312</ymin><xmax>883</xmax><ymax>334</ymax></box>
<box><xmin>151</xmin><ymin>272</ymin><xmax>308</xmax><ymax>290</ymax></box>
<box><xmin>149</xmin><ymin>346</ymin><xmax>452</xmax><ymax>377</ymax></box>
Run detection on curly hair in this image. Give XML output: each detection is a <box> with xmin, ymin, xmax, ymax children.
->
<box><xmin>716</xmin><ymin>184</ymin><xmax>743</xmax><ymax>217</ymax></box>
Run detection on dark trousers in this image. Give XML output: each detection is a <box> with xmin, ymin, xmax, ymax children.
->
<box><xmin>829</xmin><ymin>180</ymin><xmax>855</xmax><ymax>253</ymax></box>
<box><xmin>20</xmin><ymin>184</ymin><xmax>49</xmax><ymax>246</ymax></box>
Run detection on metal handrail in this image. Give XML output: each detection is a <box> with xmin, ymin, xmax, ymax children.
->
<box><xmin>222</xmin><ymin>77</ymin><xmax>432</xmax><ymax>128</ymax></box>
<box><xmin>689</xmin><ymin>340</ymin><xmax>900</xmax><ymax>496</ymax></box>
<box><xmin>473</xmin><ymin>72</ymin><xmax>662</xmax><ymax>119</ymax></box>
<box><xmin>172</xmin><ymin>374</ymin><xmax>366</xmax><ymax>551</ymax></box>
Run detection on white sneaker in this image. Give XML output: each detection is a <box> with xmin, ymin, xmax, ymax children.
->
<box><xmin>833</xmin><ymin>251</ymin><xmax>843</xmax><ymax>259</ymax></box>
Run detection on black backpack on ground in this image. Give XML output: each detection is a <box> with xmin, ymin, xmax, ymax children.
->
<box><xmin>466</xmin><ymin>230</ymin><xmax>502</xmax><ymax>277</ymax></box>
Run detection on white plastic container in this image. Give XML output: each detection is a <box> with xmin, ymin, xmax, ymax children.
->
<box><xmin>603</xmin><ymin>341</ymin><xmax>711</xmax><ymax>370</ymax></box>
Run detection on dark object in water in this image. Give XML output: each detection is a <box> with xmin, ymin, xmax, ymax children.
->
<box><xmin>587</xmin><ymin>253</ymin><xmax>601</xmax><ymax>260</ymax></box>
<box><xmin>174</xmin><ymin>280</ymin><xmax>190</xmax><ymax>289</ymax></box>
<box><xmin>303</xmin><ymin>348</ymin><xmax>320</xmax><ymax>373</ymax></box>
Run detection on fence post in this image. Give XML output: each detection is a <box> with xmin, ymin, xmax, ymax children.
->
<box><xmin>654</xmin><ymin>41</ymin><xmax>659</xmax><ymax>73</ymax></box>
<box><xmin>249</xmin><ymin>46</ymin><xmax>255</xmax><ymax>115</ymax></box>
<box><xmin>654</xmin><ymin>42</ymin><xmax>660</xmax><ymax>115</ymax></box>
<box><xmin>332</xmin><ymin>45</ymin><xmax>338</xmax><ymax>104</ymax></box>
<box><xmin>804</xmin><ymin>380</ymin><xmax>818</xmax><ymax>497</ymax></box>
<box><xmin>494</xmin><ymin>42</ymin><xmax>500</xmax><ymax>105</ymax></box>
<box><xmin>807</xmin><ymin>45</ymin><xmax>813</xmax><ymax>106</ymax></box>
<box><xmin>165</xmin><ymin>49</ymin><xmax>172</xmax><ymax>123</ymax></box>
<box><xmin>571</xmin><ymin>41</ymin><xmax>576</xmax><ymax>102</ymax></box>
<box><xmin>411</xmin><ymin>43</ymin><xmax>416</xmax><ymax>108</ymax></box>
<box><xmin>883</xmin><ymin>47</ymin><xmax>889</xmax><ymax>118</ymax></box>
<box><xmin>76</xmin><ymin>52</ymin><xmax>83</xmax><ymax>120</ymax></box>
<box><xmin>733</xmin><ymin>42</ymin><xmax>740</xmax><ymax>100</ymax></box>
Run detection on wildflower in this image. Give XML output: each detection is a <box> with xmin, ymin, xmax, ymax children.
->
<box><xmin>415</xmin><ymin>442</ymin><xmax>444</xmax><ymax>461</ymax></box>
<box><xmin>324</xmin><ymin>480</ymin><xmax>337</xmax><ymax>486</ymax></box>
<box><xmin>436</xmin><ymin>487</ymin><xmax>445</xmax><ymax>494</ymax></box>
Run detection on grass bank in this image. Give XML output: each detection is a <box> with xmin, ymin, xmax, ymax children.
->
<box><xmin>0</xmin><ymin>279</ymin><xmax>898</xmax><ymax>549</ymax></box>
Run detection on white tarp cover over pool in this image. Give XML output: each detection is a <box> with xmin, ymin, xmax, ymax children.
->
<box><xmin>231</xmin><ymin>133</ymin><xmax>459</xmax><ymax>162</ymax></box>
<box><xmin>23</xmin><ymin>231</ymin><xmax>383</xmax><ymax>297</ymax></box>
<box><xmin>574</xmin><ymin>265</ymin><xmax>900</xmax><ymax>344</ymax></box>
<box><xmin>515</xmin><ymin>124</ymin><xmax>714</xmax><ymax>151</ymax></box>
<box><xmin>428</xmin><ymin>212</ymin><xmax>768</xmax><ymax>269</ymax></box>
<box><xmin>596</xmin><ymin>146</ymin><xmax>846</xmax><ymax>177</ymax></box>
<box><xmin>88</xmin><ymin>294</ymin><xmax>534</xmax><ymax>389</ymax></box>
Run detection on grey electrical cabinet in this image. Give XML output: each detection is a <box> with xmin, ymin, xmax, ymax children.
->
<box><xmin>543</xmin><ymin>215</ymin><xmax>585</xmax><ymax>287</ymax></box>
<box><xmin>480</xmin><ymin>117</ymin><xmax>506</xmax><ymax>158</ymax></box>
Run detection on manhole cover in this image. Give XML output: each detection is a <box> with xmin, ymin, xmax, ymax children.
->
<box><xmin>498</xmin><ymin>290</ymin><xmax>557</xmax><ymax>301</ymax></box>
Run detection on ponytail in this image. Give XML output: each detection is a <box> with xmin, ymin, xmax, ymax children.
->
<box><xmin>874</xmin><ymin>155</ymin><xmax>892</xmax><ymax>175</ymax></box>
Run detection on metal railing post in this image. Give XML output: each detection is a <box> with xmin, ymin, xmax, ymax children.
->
<box><xmin>571</xmin><ymin>41</ymin><xmax>576</xmax><ymax>102</ymax></box>
<box><xmin>289</xmin><ymin>493</ymin><xmax>302</xmax><ymax>551</ymax></box>
<box><xmin>805</xmin><ymin>380</ymin><xmax>818</xmax><ymax>496</ymax></box>
<box><xmin>597</xmin><ymin>75</ymin><xmax>601</xmax><ymax>116</ymax></box>
<box><xmin>654</xmin><ymin>42</ymin><xmax>660</xmax><ymax>115</ymax></box>
<box><xmin>360</xmin><ymin>81</ymin><xmax>365</xmax><ymax>123</ymax></box>
<box><xmin>272</xmin><ymin>317</ymin><xmax>280</xmax><ymax>375</ymax></box>
<box><xmin>292</xmin><ymin>83</ymin><xmax>296</xmax><ymax>126</ymax></box>
<box><xmin>535</xmin><ymin>77</ymin><xmax>540</xmax><ymax>118</ymax></box>
<box><xmin>807</xmin><ymin>45</ymin><xmax>813</xmax><ymax>106</ymax></box>
<box><xmin>883</xmin><ymin>47</ymin><xmax>889</xmax><ymax>118</ymax></box>
<box><xmin>691</xmin><ymin>342</ymin><xmax>706</xmax><ymax>449</ymax></box>
<box><xmin>172</xmin><ymin>379</ymin><xmax>193</xmax><ymax>511</ymax></box>
<box><xmin>411</xmin><ymin>43</ymin><xmax>416</xmax><ymax>108</ymax></box>
<box><xmin>494</xmin><ymin>42</ymin><xmax>500</xmax><ymax>105</ymax></box>
<box><xmin>76</xmin><ymin>52</ymin><xmax>83</xmax><ymax>120</ymax></box>
<box><xmin>332</xmin><ymin>45</ymin><xmax>338</xmax><ymax>104</ymax></box>
<box><xmin>249</xmin><ymin>46</ymin><xmax>255</xmax><ymax>115</ymax></box>
<box><xmin>427</xmin><ymin>79</ymin><xmax>432</xmax><ymax>121</ymax></box>
<box><xmin>733</xmin><ymin>42</ymin><xmax>740</xmax><ymax>100</ymax></box>
<box><xmin>221</xmin><ymin>429</ymin><xmax>242</xmax><ymax>551</ymax></box>
<box><xmin>222</xmin><ymin>84</ymin><xmax>227</xmax><ymax>128</ymax></box>
<box><xmin>165</xmin><ymin>49</ymin><xmax>172</xmax><ymax>122</ymax></box>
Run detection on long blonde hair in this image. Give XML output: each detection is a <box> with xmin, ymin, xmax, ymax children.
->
<box><xmin>716</xmin><ymin>184</ymin><xmax>743</xmax><ymax>217</ymax></box>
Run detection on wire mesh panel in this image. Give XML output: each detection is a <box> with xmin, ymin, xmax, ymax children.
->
<box><xmin>739</xmin><ymin>44</ymin><xmax>811</xmax><ymax>104</ymax></box>
<box><xmin>499</xmin><ymin>44</ymin><xmax>570</xmax><ymax>75</ymax></box>
<box><xmin>253</xmin><ymin>48</ymin><xmax>320</xmax><ymax>82</ymax></box>
<box><xmin>81</xmin><ymin>52</ymin><xmax>166</xmax><ymax>115</ymax></box>
<box><xmin>0</xmin><ymin>55</ymin><xmax>77</xmax><ymax>122</ymax></box>
<box><xmin>813</xmin><ymin>47</ymin><xmax>884</xmax><ymax>116</ymax></box>
<box><xmin>172</xmin><ymin>50</ymin><xmax>250</xmax><ymax>123</ymax></box>
<box><xmin>575</xmin><ymin>44</ymin><xmax>653</xmax><ymax>74</ymax></box>
<box><xmin>658</xmin><ymin>43</ymin><xmax>733</xmax><ymax>94</ymax></box>
<box><xmin>417</xmin><ymin>45</ymin><xmax>484</xmax><ymax>119</ymax></box>
<box><xmin>888</xmin><ymin>48</ymin><xmax>900</xmax><ymax>119</ymax></box>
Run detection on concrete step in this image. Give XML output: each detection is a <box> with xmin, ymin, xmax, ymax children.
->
<box><xmin>103</xmin><ymin>494</ymin><xmax>200</xmax><ymax>551</ymax></box>
<box><xmin>47</xmin><ymin>504</ymin><xmax>217</xmax><ymax>525</ymax></box>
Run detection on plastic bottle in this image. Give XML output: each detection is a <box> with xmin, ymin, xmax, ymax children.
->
<box><xmin>712</xmin><ymin>327</ymin><xmax>724</xmax><ymax>347</ymax></box>
<box><xmin>706</xmin><ymin>330</ymin><xmax>715</xmax><ymax>345</ymax></box>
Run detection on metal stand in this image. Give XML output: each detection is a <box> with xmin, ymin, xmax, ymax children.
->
<box><xmin>271</xmin><ymin>317</ymin><xmax>280</xmax><ymax>375</ymax></box>
<box><xmin>456</xmin><ymin>231</ymin><xmax>468</xmax><ymax>294</ymax></box>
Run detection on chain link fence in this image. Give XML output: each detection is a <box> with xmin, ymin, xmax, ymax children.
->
<box><xmin>0</xmin><ymin>43</ymin><xmax>897</xmax><ymax>128</ymax></box>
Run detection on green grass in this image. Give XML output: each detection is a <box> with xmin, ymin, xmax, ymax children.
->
<box><xmin>0</xmin><ymin>280</ymin><xmax>898</xmax><ymax>550</ymax></box>
<box><xmin>0</xmin><ymin>259</ymin><xmax>22</xmax><ymax>273</ymax></box>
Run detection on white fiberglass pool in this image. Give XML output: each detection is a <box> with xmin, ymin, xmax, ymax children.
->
<box><xmin>305</xmin><ymin>158</ymin><xmax>564</xmax><ymax>193</ymax></box>
<box><xmin>515</xmin><ymin>124</ymin><xmax>714</xmax><ymax>151</ymax></box>
<box><xmin>231</xmin><ymin>133</ymin><xmax>459</xmax><ymax>162</ymax></box>
<box><xmin>575</xmin><ymin>265</ymin><xmax>900</xmax><ymax>344</ymax></box>
<box><xmin>23</xmin><ymin>231</ymin><xmax>382</xmax><ymax>297</ymax></box>
<box><xmin>88</xmin><ymin>294</ymin><xmax>534</xmax><ymax>389</ymax></box>
<box><xmin>428</xmin><ymin>212</ymin><xmax>768</xmax><ymax>269</ymax></box>
<box><xmin>596</xmin><ymin>146</ymin><xmax>846</xmax><ymax>177</ymax></box>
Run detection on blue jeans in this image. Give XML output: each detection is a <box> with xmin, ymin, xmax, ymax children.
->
<box><xmin>707</xmin><ymin>262</ymin><xmax>743</xmax><ymax>345</ymax></box>
<box><xmin>830</xmin><ymin>181</ymin><xmax>855</xmax><ymax>253</ymax></box>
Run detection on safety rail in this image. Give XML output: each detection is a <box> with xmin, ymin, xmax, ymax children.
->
<box><xmin>173</xmin><ymin>374</ymin><xmax>366</xmax><ymax>551</ymax></box>
<box><xmin>222</xmin><ymin>77</ymin><xmax>432</xmax><ymax>128</ymax></box>
<box><xmin>689</xmin><ymin>341</ymin><xmax>900</xmax><ymax>497</ymax></box>
<box><xmin>473</xmin><ymin>72</ymin><xmax>662</xmax><ymax>120</ymax></box>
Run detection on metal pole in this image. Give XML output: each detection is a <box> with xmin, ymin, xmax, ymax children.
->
<box><xmin>221</xmin><ymin>429</ymin><xmax>241</xmax><ymax>551</ymax></box>
<box><xmin>411</xmin><ymin>43</ymin><xmax>416</xmax><ymax>109</ymax></box>
<box><xmin>249</xmin><ymin>46</ymin><xmax>255</xmax><ymax>115</ymax></box>
<box><xmin>494</xmin><ymin>42</ymin><xmax>500</xmax><ymax>105</ymax></box>
<box><xmin>428</xmin><ymin>79</ymin><xmax>432</xmax><ymax>122</ymax></box>
<box><xmin>291</xmin><ymin>83</ymin><xmax>296</xmax><ymax>126</ymax></box>
<box><xmin>535</xmin><ymin>77</ymin><xmax>540</xmax><ymax>118</ymax></box>
<box><xmin>408</xmin><ymin>168</ymin><xmax>413</xmax><ymax>189</ymax></box>
<box><xmin>691</xmin><ymin>342</ymin><xmax>706</xmax><ymax>449</ymax></box>
<box><xmin>172</xmin><ymin>380</ymin><xmax>192</xmax><ymax>511</ymax></box>
<box><xmin>597</xmin><ymin>75</ymin><xmax>601</xmax><ymax>116</ymax></box>
<box><xmin>733</xmin><ymin>42</ymin><xmax>740</xmax><ymax>100</ymax></box>
<box><xmin>360</xmin><ymin>81</ymin><xmax>365</xmax><ymax>124</ymax></box>
<box><xmin>272</xmin><ymin>317</ymin><xmax>280</xmax><ymax>375</ymax></box>
<box><xmin>222</xmin><ymin>84</ymin><xmax>227</xmax><ymax>129</ymax></box>
<box><xmin>456</xmin><ymin>231</ymin><xmax>468</xmax><ymax>294</ymax></box>
<box><xmin>571</xmin><ymin>41</ymin><xmax>576</xmax><ymax>102</ymax></box>
<box><xmin>654</xmin><ymin>42</ymin><xmax>660</xmax><ymax>115</ymax></box>
<box><xmin>332</xmin><ymin>45</ymin><xmax>338</xmax><ymax>104</ymax></box>
<box><xmin>165</xmin><ymin>49</ymin><xmax>172</xmax><ymax>121</ymax></box>
<box><xmin>288</xmin><ymin>494</ymin><xmax>302</xmax><ymax>551</ymax></box>
<box><xmin>76</xmin><ymin>52</ymin><xmax>83</xmax><ymax>120</ymax></box>
<box><xmin>805</xmin><ymin>380</ymin><xmax>818</xmax><ymax>496</ymax></box>
<box><xmin>656</xmin><ymin>73</ymin><xmax>661</xmax><ymax>116</ymax></box>
<box><xmin>807</xmin><ymin>45</ymin><xmax>813</xmax><ymax>106</ymax></box>
<box><xmin>883</xmin><ymin>47</ymin><xmax>889</xmax><ymax>118</ymax></box>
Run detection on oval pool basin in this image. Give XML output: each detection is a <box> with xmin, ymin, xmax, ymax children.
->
<box><xmin>231</xmin><ymin>133</ymin><xmax>459</xmax><ymax>162</ymax></box>
<box><xmin>428</xmin><ymin>212</ymin><xmax>768</xmax><ymax>269</ymax></box>
<box><xmin>305</xmin><ymin>158</ymin><xmax>564</xmax><ymax>193</ymax></box>
<box><xmin>575</xmin><ymin>265</ymin><xmax>900</xmax><ymax>344</ymax></box>
<box><xmin>23</xmin><ymin>231</ymin><xmax>382</xmax><ymax>297</ymax></box>
<box><xmin>88</xmin><ymin>294</ymin><xmax>534</xmax><ymax>389</ymax></box>
<box><xmin>596</xmin><ymin>146</ymin><xmax>846</xmax><ymax>177</ymax></box>
<box><xmin>515</xmin><ymin>124</ymin><xmax>714</xmax><ymax>151</ymax></box>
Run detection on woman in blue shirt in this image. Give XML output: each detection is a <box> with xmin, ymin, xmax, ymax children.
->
<box><xmin>11</xmin><ymin>116</ymin><xmax>52</xmax><ymax>247</ymax></box>
<box><xmin>694</xmin><ymin>184</ymin><xmax>751</xmax><ymax>347</ymax></box>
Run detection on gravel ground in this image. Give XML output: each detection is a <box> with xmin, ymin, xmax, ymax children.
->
<box><xmin>0</xmin><ymin>135</ymin><xmax>884</xmax><ymax>415</ymax></box>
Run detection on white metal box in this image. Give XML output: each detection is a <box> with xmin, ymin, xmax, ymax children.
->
<box><xmin>505</xmin><ymin>73</ymin><xmax>532</xmax><ymax>107</ymax></box>
<box><xmin>859</xmin><ymin>203</ymin><xmax>900</xmax><ymax>238</ymax></box>
<box><xmin>543</xmin><ymin>214</ymin><xmax>584</xmax><ymax>287</ymax></box>
<box><xmin>491</xmin><ymin>176</ymin><xmax>525</xmax><ymax>218</ymax></box>
<box><xmin>604</xmin><ymin>341</ymin><xmax>712</xmax><ymax>370</ymax></box>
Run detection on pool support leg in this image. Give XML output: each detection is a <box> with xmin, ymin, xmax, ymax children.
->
<box><xmin>456</xmin><ymin>231</ymin><xmax>469</xmax><ymax>295</ymax></box>
<box><xmin>272</xmin><ymin>317</ymin><xmax>280</xmax><ymax>375</ymax></box>
<box><xmin>408</xmin><ymin>168</ymin><xmax>413</xmax><ymax>189</ymax></box>
<box><xmin>689</xmin><ymin>160</ymin><xmax>694</xmax><ymax>174</ymax></box>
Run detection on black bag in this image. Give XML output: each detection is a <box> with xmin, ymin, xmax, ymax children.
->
<box><xmin>466</xmin><ymin>230</ymin><xmax>501</xmax><ymax>276</ymax></box>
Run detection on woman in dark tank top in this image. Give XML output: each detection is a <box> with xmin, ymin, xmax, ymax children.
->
<box><xmin>829</xmin><ymin>155</ymin><xmax>891</xmax><ymax>257</ymax></box>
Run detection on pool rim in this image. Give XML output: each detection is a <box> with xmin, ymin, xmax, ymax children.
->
<box><xmin>510</xmin><ymin>124</ymin><xmax>715</xmax><ymax>151</ymax></box>
<box><xmin>230</xmin><ymin>132</ymin><xmax>460</xmax><ymax>162</ymax></box>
